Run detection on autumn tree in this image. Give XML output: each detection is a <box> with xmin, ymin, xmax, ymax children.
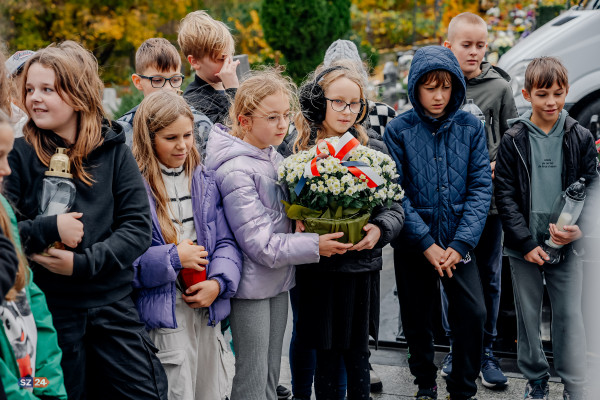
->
<box><xmin>260</xmin><ymin>0</ymin><xmax>351</xmax><ymax>82</ymax></box>
<box><xmin>0</xmin><ymin>0</ymin><xmax>194</xmax><ymax>84</ymax></box>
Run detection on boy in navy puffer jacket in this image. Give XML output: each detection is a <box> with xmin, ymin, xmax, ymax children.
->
<box><xmin>384</xmin><ymin>46</ymin><xmax>492</xmax><ymax>400</ymax></box>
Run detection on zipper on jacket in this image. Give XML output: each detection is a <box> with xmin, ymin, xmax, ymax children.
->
<box><xmin>513</xmin><ymin>137</ymin><xmax>532</xmax><ymax>219</ymax></box>
<box><xmin>490</xmin><ymin>110</ymin><xmax>497</xmax><ymax>144</ymax></box>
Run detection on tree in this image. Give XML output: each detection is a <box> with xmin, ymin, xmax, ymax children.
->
<box><xmin>0</xmin><ymin>0</ymin><xmax>194</xmax><ymax>84</ymax></box>
<box><xmin>260</xmin><ymin>0</ymin><xmax>351</xmax><ymax>82</ymax></box>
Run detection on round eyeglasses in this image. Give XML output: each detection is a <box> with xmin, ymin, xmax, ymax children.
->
<box><xmin>324</xmin><ymin>97</ymin><xmax>364</xmax><ymax>114</ymax></box>
<box><xmin>251</xmin><ymin>112</ymin><xmax>294</xmax><ymax>126</ymax></box>
<box><xmin>138</xmin><ymin>74</ymin><xmax>185</xmax><ymax>89</ymax></box>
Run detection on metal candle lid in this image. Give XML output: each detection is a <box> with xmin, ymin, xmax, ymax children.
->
<box><xmin>45</xmin><ymin>147</ymin><xmax>73</xmax><ymax>178</ymax></box>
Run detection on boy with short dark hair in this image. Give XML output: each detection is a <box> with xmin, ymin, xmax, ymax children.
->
<box><xmin>116</xmin><ymin>38</ymin><xmax>212</xmax><ymax>154</ymax></box>
<box><xmin>384</xmin><ymin>46</ymin><xmax>492</xmax><ymax>400</ymax></box>
<box><xmin>495</xmin><ymin>56</ymin><xmax>597</xmax><ymax>400</ymax></box>
<box><xmin>178</xmin><ymin>10</ymin><xmax>239</xmax><ymax>125</ymax></box>
<box><xmin>441</xmin><ymin>12</ymin><xmax>519</xmax><ymax>388</ymax></box>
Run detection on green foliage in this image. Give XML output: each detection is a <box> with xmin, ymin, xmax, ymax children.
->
<box><xmin>113</xmin><ymin>83</ymin><xmax>144</xmax><ymax>119</ymax></box>
<box><xmin>260</xmin><ymin>0</ymin><xmax>351</xmax><ymax>82</ymax></box>
<box><xmin>0</xmin><ymin>0</ymin><xmax>195</xmax><ymax>85</ymax></box>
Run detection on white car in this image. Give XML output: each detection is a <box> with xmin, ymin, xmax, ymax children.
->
<box><xmin>498</xmin><ymin>0</ymin><xmax>600</xmax><ymax>128</ymax></box>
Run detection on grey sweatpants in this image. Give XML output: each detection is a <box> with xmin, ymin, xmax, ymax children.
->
<box><xmin>510</xmin><ymin>254</ymin><xmax>587</xmax><ymax>390</ymax></box>
<box><xmin>229</xmin><ymin>291</ymin><xmax>289</xmax><ymax>400</ymax></box>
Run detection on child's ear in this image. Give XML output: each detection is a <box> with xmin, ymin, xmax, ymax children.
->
<box><xmin>522</xmin><ymin>88</ymin><xmax>531</xmax><ymax>103</ymax></box>
<box><xmin>132</xmin><ymin>74</ymin><xmax>143</xmax><ymax>91</ymax></box>
<box><xmin>443</xmin><ymin>41</ymin><xmax>452</xmax><ymax>49</ymax></box>
<box><xmin>187</xmin><ymin>55</ymin><xmax>200</xmax><ymax>71</ymax></box>
<box><xmin>238</xmin><ymin>115</ymin><xmax>252</xmax><ymax>131</ymax></box>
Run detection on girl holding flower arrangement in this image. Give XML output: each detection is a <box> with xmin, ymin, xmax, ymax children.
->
<box><xmin>204</xmin><ymin>68</ymin><xmax>352</xmax><ymax>400</ymax></box>
<box><xmin>282</xmin><ymin>62</ymin><xmax>405</xmax><ymax>400</ymax></box>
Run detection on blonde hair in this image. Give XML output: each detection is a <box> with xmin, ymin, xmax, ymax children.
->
<box><xmin>447</xmin><ymin>12</ymin><xmax>488</xmax><ymax>42</ymax></box>
<box><xmin>135</xmin><ymin>38</ymin><xmax>181</xmax><ymax>74</ymax></box>
<box><xmin>132</xmin><ymin>91</ymin><xmax>199</xmax><ymax>245</ymax></box>
<box><xmin>294</xmin><ymin>62</ymin><xmax>369</xmax><ymax>152</ymax></box>
<box><xmin>0</xmin><ymin>111</ymin><xmax>28</xmax><ymax>301</ymax></box>
<box><xmin>227</xmin><ymin>68</ymin><xmax>298</xmax><ymax>140</ymax></box>
<box><xmin>178</xmin><ymin>11</ymin><xmax>235</xmax><ymax>61</ymax></box>
<box><xmin>21</xmin><ymin>41</ymin><xmax>105</xmax><ymax>186</ymax></box>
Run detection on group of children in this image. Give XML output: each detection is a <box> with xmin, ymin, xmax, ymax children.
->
<box><xmin>0</xmin><ymin>8</ymin><xmax>595</xmax><ymax>400</ymax></box>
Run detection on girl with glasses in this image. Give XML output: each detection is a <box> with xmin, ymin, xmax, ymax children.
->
<box><xmin>283</xmin><ymin>61</ymin><xmax>404</xmax><ymax>400</ymax></box>
<box><xmin>205</xmin><ymin>68</ymin><xmax>352</xmax><ymax>400</ymax></box>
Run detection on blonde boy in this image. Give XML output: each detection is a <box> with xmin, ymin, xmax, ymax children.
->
<box><xmin>117</xmin><ymin>38</ymin><xmax>212</xmax><ymax>154</ymax></box>
<box><xmin>440</xmin><ymin>12</ymin><xmax>518</xmax><ymax>389</ymax></box>
<box><xmin>178</xmin><ymin>11</ymin><xmax>239</xmax><ymax>124</ymax></box>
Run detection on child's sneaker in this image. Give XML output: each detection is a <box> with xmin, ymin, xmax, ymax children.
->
<box><xmin>416</xmin><ymin>385</ymin><xmax>438</xmax><ymax>399</ymax></box>
<box><xmin>524</xmin><ymin>379</ymin><xmax>549</xmax><ymax>399</ymax></box>
<box><xmin>440</xmin><ymin>351</ymin><xmax>452</xmax><ymax>377</ymax></box>
<box><xmin>369</xmin><ymin>364</ymin><xmax>383</xmax><ymax>392</ymax></box>
<box><xmin>563</xmin><ymin>388</ymin><xmax>586</xmax><ymax>400</ymax></box>
<box><xmin>479</xmin><ymin>349</ymin><xmax>508</xmax><ymax>388</ymax></box>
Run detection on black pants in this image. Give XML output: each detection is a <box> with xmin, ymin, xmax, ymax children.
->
<box><xmin>314</xmin><ymin>348</ymin><xmax>370</xmax><ymax>400</ymax></box>
<box><xmin>49</xmin><ymin>295</ymin><xmax>168</xmax><ymax>400</ymax></box>
<box><xmin>394</xmin><ymin>249</ymin><xmax>485</xmax><ymax>400</ymax></box>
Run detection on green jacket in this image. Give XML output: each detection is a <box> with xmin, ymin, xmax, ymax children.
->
<box><xmin>466</xmin><ymin>61</ymin><xmax>519</xmax><ymax>214</ymax></box>
<box><xmin>0</xmin><ymin>194</ymin><xmax>67</xmax><ymax>400</ymax></box>
<box><xmin>466</xmin><ymin>61</ymin><xmax>519</xmax><ymax>162</ymax></box>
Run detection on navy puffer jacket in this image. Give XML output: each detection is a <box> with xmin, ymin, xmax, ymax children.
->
<box><xmin>384</xmin><ymin>46</ymin><xmax>492</xmax><ymax>257</ymax></box>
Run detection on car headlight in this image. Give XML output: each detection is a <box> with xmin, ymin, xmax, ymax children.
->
<box><xmin>508</xmin><ymin>60</ymin><xmax>531</xmax><ymax>97</ymax></box>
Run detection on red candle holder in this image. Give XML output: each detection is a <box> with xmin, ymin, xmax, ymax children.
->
<box><xmin>180</xmin><ymin>268</ymin><xmax>206</xmax><ymax>290</ymax></box>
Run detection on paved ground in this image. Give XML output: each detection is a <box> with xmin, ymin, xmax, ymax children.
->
<box><xmin>276</xmin><ymin>246</ymin><xmax>565</xmax><ymax>399</ymax></box>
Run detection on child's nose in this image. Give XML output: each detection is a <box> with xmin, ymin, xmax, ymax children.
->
<box><xmin>29</xmin><ymin>89</ymin><xmax>41</xmax><ymax>102</ymax></box>
<box><xmin>0</xmin><ymin>160</ymin><xmax>11</xmax><ymax>177</ymax></box>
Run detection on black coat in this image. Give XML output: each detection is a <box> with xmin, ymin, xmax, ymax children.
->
<box><xmin>495</xmin><ymin>115</ymin><xmax>598</xmax><ymax>256</ymax></box>
<box><xmin>0</xmin><ymin>225</ymin><xmax>18</xmax><ymax>299</ymax></box>
<box><xmin>4</xmin><ymin>121</ymin><xmax>152</xmax><ymax>309</ymax></box>
<box><xmin>183</xmin><ymin>74</ymin><xmax>237</xmax><ymax>125</ymax></box>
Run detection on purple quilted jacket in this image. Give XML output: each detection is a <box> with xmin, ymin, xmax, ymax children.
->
<box><xmin>132</xmin><ymin>165</ymin><xmax>242</xmax><ymax>330</ymax></box>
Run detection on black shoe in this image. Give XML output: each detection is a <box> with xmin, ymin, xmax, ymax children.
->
<box><xmin>277</xmin><ymin>384</ymin><xmax>291</xmax><ymax>400</ymax></box>
<box><xmin>416</xmin><ymin>385</ymin><xmax>438</xmax><ymax>399</ymax></box>
<box><xmin>370</xmin><ymin>364</ymin><xmax>383</xmax><ymax>393</ymax></box>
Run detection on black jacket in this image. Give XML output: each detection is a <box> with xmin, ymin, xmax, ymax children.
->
<box><xmin>0</xmin><ymin>226</ymin><xmax>18</xmax><ymax>300</ymax></box>
<box><xmin>183</xmin><ymin>74</ymin><xmax>237</xmax><ymax>125</ymax></box>
<box><xmin>4</xmin><ymin>121</ymin><xmax>152</xmax><ymax>309</ymax></box>
<box><xmin>277</xmin><ymin>126</ymin><xmax>404</xmax><ymax>273</ymax></box>
<box><xmin>495</xmin><ymin>116</ymin><xmax>598</xmax><ymax>256</ymax></box>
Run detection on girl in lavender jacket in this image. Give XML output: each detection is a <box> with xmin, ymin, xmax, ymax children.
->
<box><xmin>205</xmin><ymin>69</ymin><xmax>352</xmax><ymax>400</ymax></box>
<box><xmin>131</xmin><ymin>91</ymin><xmax>242</xmax><ymax>400</ymax></box>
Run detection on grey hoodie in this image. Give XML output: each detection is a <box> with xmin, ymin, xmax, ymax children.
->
<box><xmin>204</xmin><ymin>124</ymin><xmax>320</xmax><ymax>300</ymax></box>
<box><xmin>508</xmin><ymin>109</ymin><xmax>568</xmax><ymax>245</ymax></box>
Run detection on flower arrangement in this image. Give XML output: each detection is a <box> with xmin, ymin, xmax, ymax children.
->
<box><xmin>278</xmin><ymin>132</ymin><xmax>404</xmax><ymax>243</ymax></box>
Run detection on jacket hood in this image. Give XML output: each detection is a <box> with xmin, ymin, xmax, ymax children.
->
<box><xmin>102</xmin><ymin>119</ymin><xmax>126</xmax><ymax>146</ymax></box>
<box><xmin>507</xmin><ymin>109</ymin><xmax>570</xmax><ymax>136</ymax></box>
<box><xmin>468</xmin><ymin>61</ymin><xmax>512</xmax><ymax>85</ymax></box>
<box><xmin>205</xmin><ymin>123</ymin><xmax>274</xmax><ymax>171</ymax></box>
<box><xmin>407</xmin><ymin>46</ymin><xmax>466</xmax><ymax>124</ymax></box>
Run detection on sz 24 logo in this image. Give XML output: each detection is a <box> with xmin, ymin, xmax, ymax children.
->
<box><xmin>18</xmin><ymin>377</ymin><xmax>49</xmax><ymax>388</ymax></box>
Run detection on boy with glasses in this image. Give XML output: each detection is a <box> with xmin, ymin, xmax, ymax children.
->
<box><xmin>117</xmin><ymin>38</ymin><xmax>212</xmax><ymax>155</ymax></box>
